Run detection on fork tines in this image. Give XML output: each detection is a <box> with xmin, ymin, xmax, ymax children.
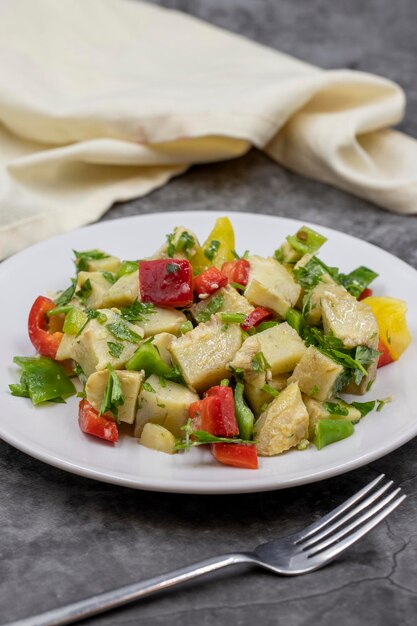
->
<box><xmin>294</xmin><ymin>474</ymin><xmax>405</xmax><ymax>565</ymax></box>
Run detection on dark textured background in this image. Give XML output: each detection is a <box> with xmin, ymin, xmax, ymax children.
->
<box><xmin>1</xmin><ymin>1</ymin><xmax>417</xmax><ymax>624</ymax></box>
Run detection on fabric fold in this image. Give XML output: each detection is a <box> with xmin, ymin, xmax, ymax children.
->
<box><xmin>1</xmin><ymin>0</ymin><xmax>416</xmax><ymax>259</ymax></box>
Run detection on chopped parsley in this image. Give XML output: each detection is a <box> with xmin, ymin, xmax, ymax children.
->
<box><xmin>204</xmin><ymin>240</ymin><xmax>220</xmax><ymax>262</ymax></box>
<box><xmin>175</xmin><ymin>419</ymin><xmax>253</xmax><ymax>451</ymax></box>
<box><xmin>166</xmin><ymin>262</ymin><xmax>180</xmax><ymax>274</ymax></box>
<box><xmin>251</xmin><ymin>351</ymin><xmax>271</xmax><ymax>373</ymax></box>
<box><xmin>73</xmin><ymin>249</ymin><xmax>109</xmax><ymax>273</ymax></box>
<box><xmin>121</xmin><ymin>301</ymin><xmax>155</xmax><ymax>323</ymax></box>
<box><xmin>323</xmin><ymin>401</ymin><xmax>349</xmax><ymax>417</ymax></box>
<box><xmin>102</xmin><ymin>271</ymin><xmax>116</xmax><ymax>284</ymax></box>
<box><xmin>143</xmin><ymin>382</ymin><xmax>156</xmax><ymax>393</ymax></box>
<box><xmin>195</xmin><ymin>293</ymin><xmax>224</xmax><ymax>323</ymax></box>
<box><xmin>76</xmin><ymin>278</ymin><xmax>92</xmax><ymax>303</ymax></box>
<box><xmin>99</xmin><ymin>364</ymin><xmax>124</xmax><ymax>422</ymax></box>
<box><xmin>107</xmin><ymin>341</ymin><xmax>124</xmax><ymax>358</ymax></box>
<box><xmin>262</xmin><ymin>384</ymin><xmax>279</xmax><ymax>397</ymax></box>
<box><xmin>54</xmin><ymin>282</ymin><xmax>76</xmax><ymax>307</ymax></box>
<box><xmin>106</xmin><ymin>318</ymin><xmax>142</xmax><ymax>343</ymax></box>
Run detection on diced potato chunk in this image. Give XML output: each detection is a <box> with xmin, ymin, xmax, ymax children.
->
<box><xmin>257</xmin><ymin>322</ymin><xmax>306</xmax><ymax>375</ymax></box>
<box><xmin>87</xmin><ymin>256</ymin><xmax>121</xmax><ymax>273</ymax></box>
<box><xmin>244</xmin><ymin>256</ymin><xmax>301</xmax><ymax>318</ymax></box>
<box><xmin>68</xmin><ymin>309</ymin><xmax>143</xmax><ymax>376</ymax></box>
<box><xmin>302</xmin><ymin>395</ymin><xmax>361</xmax><ymax>439</ymax></box>
<box><xmin>254</xmin><ymin>383</ymin><xmax>309</xmax><ymax>456</ymax></box>
<box><xmin>245</xmin><ymin>374</ymin><xmax>289</xmax><ymax>416</ymax></box>
<box><xmin>76</xmin><ymin>272</ymin><xmax>112</xmax><ymax>309</ymax></box>
<box><xmin>86</xmin><ymin>370</ymin><xmax>144</xmax><ymax>424</ymax></box>
<box><xmin>135</xmin><ymin>374</ymin><xmax>199</xmax><ymax>437</ymax></box>
<box><xmin>140</xmin><ymin>423</ymin><xmax>177</xmax><ymax>454</ymax></box>
<box><xmin>139</xmin><ymin>307</ymin><xmax>186</xmax><ymax>337</ymax></box>
<box><xmin>102</xmin><ymin>271</ymin><xmax>139</xmax><ymax>308</ymax></box>
<box><xmin>191</xmin><ymin>285</ymin><xmax>253</xmax><ymax>321</ymax></box>
<box><xmin>169</xmin><ymin>315</ymin><xmax>242</xmax><ymax>392</ymax></box>
<box><xmin>288</xmin><ymin>346</ymin><xmax>344</xmax><ymax>402</ymax></box>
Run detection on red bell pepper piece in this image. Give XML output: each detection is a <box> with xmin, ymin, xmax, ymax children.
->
<box><xmin>193</xmin><ymin>267</ymin><xmax>227</xmax><ymax>297</ymax></box>
<box><xmin>358</xmin><ymin>288</ymin><xmax>373</xmax><ymax>301</ymax></box>
<box><xmin>189</xmin><ymin>385</ymin><xmax>239</xmax><ymax>437</ymax></box>
<box><xmin>139</xmin><ymin>259</ymin><xmax>193</xmax><ymax>307</ymax></box>
<box><xmin>377</xmin><ymin>339</ymin><xmax>394</xmax><ymax>368</ymax></box>
<box><xmin>28</xmin><ymin>296</ymin><xmax>63</xmax><ymax>359</ymax></box>
<box><xmin>78</xmin><ymin>399</ymin><xmax>119</xmax><ymax>443</ymax></box>
<box><xmin>221</xmin><ymin>259</ymin><xmax>250</xmax><ymax>287</ymax></box>
<box><xmin>211</xmin><ymin>443</ymin><xmax>258</xmax><ymax>469</ymax></box>
<box><xmin>241</xmin><ymin>307</ymin><xmax>272</xmax><ymax>331</ymax></box>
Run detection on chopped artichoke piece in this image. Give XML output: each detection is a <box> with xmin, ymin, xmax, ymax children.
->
<box><xmin>257</xmin><ymin>322</ymin><xmax>307</xmax><ymax>375</ymax></box>
<box><xmin>169</xmin><ymin>315</ymin><xmax>242</xmax><ymax>393</ymax></box>
<box><xmin>153</xmin><ymin>226</ymin><xmax>200</xmax><ymax>261</ymax></box>
<box><xmin>139</xmin><ymin>307</ymin><xmax>186</xmax><ymax>338</ymax></box>
<box><xmin>288</xmin><ymin>346</ymin><xmax>344</xmax><ymax>402</ymax></box>
<box><xmin>102</xmin><ymin>270</ymin><xmax>139</xmax><ymax>308</ymax></box>
<box><xmin>87</xmin><ymin>255</ymin><xmax>121</xmax><ymax>273</ymax></box>
<box><xmin>191</xmin><ymin>285</ymin><xmax>253</xmax><ymax>322</ymax></box>
<box><xmin>254</xmin><ymin>383</ymin><xmax>309</xmax><ymax>456</ymax></box>
<box><xmin>86</xmin><ymin>369</ymin><xmax>144</xmax><ymax>424</ymax></box>
<box><xmin>66</xmin><ymin>309</ymin><xmax>143</xmax><ymax>376</ymax></box>
<box><xmin>245</xmin><ymin>374</ymin><xmax>289</xmax><ymax>416</ymax></box>
<box><xmin>75</xmin><ymin>272</ymin><xmax>112</xmax><ymax>310</ymax></box>
<box><xmin>135</xmin><ymin>374</ymin><xmax>199</xmax><ymax>437</ymax></box>
<box><xmin>244</xmin><ymin>255</ymin><xmax>301</xmax><ymax>319</ymax></box>
<box><xmin>320</xmin><ymin>284</ymin><xmax>379</xmax><ymax>349</ymax></box>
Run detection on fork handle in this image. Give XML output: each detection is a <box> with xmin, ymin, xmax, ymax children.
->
<box><xmin>7</xmin><ymin>553</ymin><xmax>253</xmax><ymax>626</ymax></box>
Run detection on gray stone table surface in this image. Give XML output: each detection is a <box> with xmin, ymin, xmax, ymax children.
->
<box><xmin>1</xmin><ymin>1</ymin><xmax>417</xmax><ymax>624</ymax></box>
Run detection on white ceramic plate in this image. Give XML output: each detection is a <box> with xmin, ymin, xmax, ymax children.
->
<box><xmin>1</xmin><ymin>211</ymin><xmax>417</xmax><ymax>493</ymax></box>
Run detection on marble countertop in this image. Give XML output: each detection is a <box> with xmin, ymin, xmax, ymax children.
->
<box><xmin>1</xmin><ymin>1</ymin><xmax>417</xmax><ymax>624</ymax></box>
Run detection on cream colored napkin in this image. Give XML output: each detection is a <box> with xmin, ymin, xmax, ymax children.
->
<box><xmin>1</xmin><ymin>0</ymin><xmax>416</xmax><ymax>259</ymax></box>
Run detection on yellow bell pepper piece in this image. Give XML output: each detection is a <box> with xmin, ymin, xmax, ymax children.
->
<box><xmin>364</xmin><ymin>296</ymin><xmax>411</xmax><ymax>360</ymax></box>
<box><xmin>191</xmin><ymin>217</ymin><xmax>235</xmax><ymax>273</ymax></box>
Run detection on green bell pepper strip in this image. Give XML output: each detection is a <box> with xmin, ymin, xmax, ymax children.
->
<box><xmin>234</xmin><ymin>382</ymin><xmax>255</xmax><ymax>440</ymax></box>
<box><xmin>10</xmin><ymin>356</ymin><xmax>76</xmax><ymax>405</ymax></box>
<box><xmin>286</xmin><ymin>226</ymin><xmax>327</xmax><ymax>256</ymax></box>
<box><xmin>63</xmin><ymin>308</ymin><xmax>88</xmax><ymax>335</ymax></box>
<box><xmin>285</xmin><ymin>308</ymin><xmax>304</xmax><ymax>336</ymax></box>
<box><xmin>116</xmin><ymin>260</ymin><xmax>139</xmax><ymax>279</ymax></box>
<box><xmin>313</xmin><ymin>418</ymin><xmax>354</xmax><ymax>450</ymax></box>
<box><xmin>126</xmin><ymin>341</ymin><xmax>183</xmax><ymax>384</ymax></box>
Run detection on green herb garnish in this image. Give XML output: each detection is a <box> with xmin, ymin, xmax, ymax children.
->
<box><xmin>106</xmin><ymin>318</ymin><xmax>142</xmax><ymax>343</ymax></box>
<box><xmin>99</xmin><ymin>364</ymin><xmax>124</xmax><ymax>421</ymax></box>
<box><xmin>195</xmin><ymin>293</ymin><xmax>224</xmax><ymax>323</ymax></box>
<box><xmin>73</xmin><ymin>249</ymin><xmax>109</xmax><ymax>273</ymax></box>
<box><xmin>120</xmin><ymin>301</ymin><xmax>155</xmax><ymax>323</ymax></box>
<box><xmin>107</xmin><ymin>341</ymin><xmax>124</xmax><ymax>358</ymax></box>
<box><xmin>251</xmin><ymin>351</ymin><xmax>271</xmax><ymax>373</ymax></box>
<box><xmin>204</xmin><ymin>240</ymin><xmax>220</xmax><ymax>262</ymax></box>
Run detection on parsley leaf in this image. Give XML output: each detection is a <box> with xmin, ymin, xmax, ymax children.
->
<box><xmin>99</xmin><ymin>364</ymin><xmax>124</xmax><ymax>422</ymax></box>
<box><xmin>174</xmin><ymin>419</ymin><xmax>253</xmax><ymax>451</ymax></box>
<box><xmin>106</xmin><ymin>319</ymin><xmax>142</xmax><ymax>344</ymax></box>
<box><xmin>204</xmin><ymin>240</ymin><xmax>220</xmax><ymax>262</ymax></box>
<box><xmin>107</xmin><ymin>341</ymin><xmax>124</xmax><ymax>358</ymax></box>
<box><xmin>251</xmin><ymin>351</ymin><xmax>271</xmax><ymax>373</ymax></box>
<box><xmin>76</xmin><ymin>279</ymin><xmax>92</xmax><ymax>303</ymax></box>
<box><xmin>73</xmin><ymin>249</ymin><xmax>109</xmax><ymax>273</ymax></box>
<box><xmin>195</xmin><ymin>293</ymin><xmax>224</xmax><ymax>323</ymax></box>
<box><xmin>120</xmin><ymin>301</ymin><xmax>155</xmax><ymax>323</ymax></box>
<box><xmin>54</xmin><ymin>282</ymin><xmax>76</xmax><ymax>307</ymax></box>
<box><xmin>323</xmin><ymin>401</ymin><xmax>349</xmax><ymax>416</ymax></box>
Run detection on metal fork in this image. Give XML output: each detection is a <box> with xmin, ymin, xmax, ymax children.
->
<box><xmin>6</xmin><ymin>474</ymin><xmax>405</xmax><ymax>626</ymax></box>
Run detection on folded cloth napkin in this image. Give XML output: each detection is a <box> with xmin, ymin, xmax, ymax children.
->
<box><xmin>1</xmin><ymin>0</ymin><xmax>417</xmax><ymax>259</ymax></box>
